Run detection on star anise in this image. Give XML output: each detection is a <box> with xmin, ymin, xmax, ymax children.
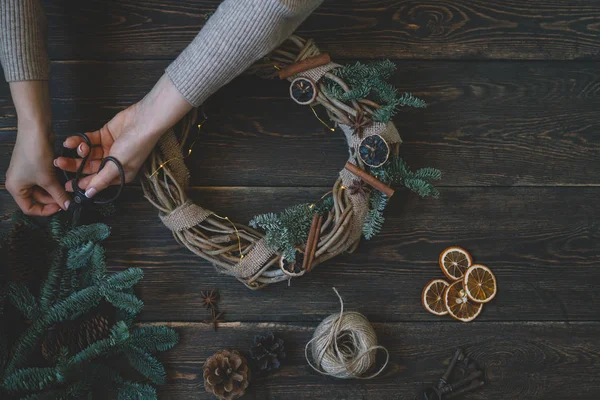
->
<box><xmin>203</xmin><ymin>309</ymin><xmax>225</xmax><ymax>332</ymax></box>
<box><xmin>348</xmin><ymin>179</ymin><xmax>370</xmax><ymax>196</ymax></box>
<box><xmin>201</xmin><ymin>289</ymin><xmax>219</xmax><ymax>309</ymax></box>
<box><xmin>349</xmin><ymin>110</ymin><xmax>372</xmax><ymax>139</ymax></box>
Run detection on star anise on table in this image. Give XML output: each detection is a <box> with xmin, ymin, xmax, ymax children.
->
<box><xmin>348</xmin><ymin>179</ymin><xmax>371</xmax><ymax>196</ymax></box>
<box><xmin>203</xmin><ymin>309</ymin><xmax>225</xmax><ymax>332</ymax></box>
<box><xmin>349</xmin><ymin>110</ymin><xmax>372</xmax><ymax>139</ymax></box>
<box><xmin>201</xmin><ymin>289</ymin><xmax>219</xmax><ymax>309</ymax></box>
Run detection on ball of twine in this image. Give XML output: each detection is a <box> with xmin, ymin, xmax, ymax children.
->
<box><xmin>305</xmin><ymin>288</ymin><xmax>389</xmax><ymax>379</ymax></box>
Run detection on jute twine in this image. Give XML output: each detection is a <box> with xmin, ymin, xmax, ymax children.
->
<box><xmin>141</xmin><ymin>35</ymin><xmax>402</xmax><ymax>289</ymax></box>
<box><xmin>305</xmin><ymin>288</ymin><xmax>389</xmax><ymax>379</ymax></box>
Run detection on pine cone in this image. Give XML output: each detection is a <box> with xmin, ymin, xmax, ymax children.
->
<box><xmin>42</xmin><ymin>304</ymin><xmax>114</xmax><ymax>362</ymax></box>
<box><xmin>249</xmin><ymin>333</ymin><xmax>285</xmax><ymax>372</ymax></box>
<box><xmin>204</xmin><ymin>350</ymin><xmax>250</xmax><ymax>400</ymax></box>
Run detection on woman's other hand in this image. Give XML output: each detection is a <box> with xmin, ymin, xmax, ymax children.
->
<box><xmin>6</xmin><ymin>81</ymin><xmax>70</xmax><ymax>216</ymax></box>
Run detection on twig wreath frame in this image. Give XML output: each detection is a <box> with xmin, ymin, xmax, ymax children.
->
<box><xmin>141</xmin><ymin>36</ymin><xmax>440</xmax><ymax>290</ymax></box>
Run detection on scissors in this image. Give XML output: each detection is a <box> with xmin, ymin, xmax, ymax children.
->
<box><xmin>61</xmin><ymin>132</ymin><xmax>125</xmax><ymax>225</ymax></box>
<box><xmin>418</xmin><ymin>349</ymin><xmax>484</xmax><ymax>400</ymax></box>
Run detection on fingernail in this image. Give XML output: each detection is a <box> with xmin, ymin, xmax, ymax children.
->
<box><xmin>64</xmin><ymin>200</ymin><xmax>70</xmax><ymax>210</ymax></box>
<box><xmin>63</xmin><ymin>141</ymin><xmax>68</xmax><ymax>147</ymax></box>
<box><xmin>85</xmin><ymin>188</ymin><xmax>97</xmax><ymax>198</ymax></box>
<box><xmin>78</xmin><ymin>143</ymin><xmax>84</xmax><ymax>154</ymax></box>
<box><xmin>53</xmin><ymin>159</ymin><xmax>58</xmax><ymax>167</ymax></box>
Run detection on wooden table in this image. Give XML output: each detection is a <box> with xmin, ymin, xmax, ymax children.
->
<box><xmin>1</xmin><ymin>1</ymin><xmax>599</xmax><ymax>399</ymax></box>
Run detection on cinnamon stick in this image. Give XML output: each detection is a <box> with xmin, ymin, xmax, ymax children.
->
<box><xmin>278</xmin><ymin>53</ymin><xmax>331</xmax><ymax>79</ymax></box>
<box><xmin>345</xmin><ymin>162</ymin><xmax>395</xmax><ymax>198</ymax></box>
<box><xmin>302</xmin><ymin>214</ymin><xmax>321</xmax><ymax>271</ymax></box>
<box><xmin>306</xmin><ymin>215</ymin><xmax>323</xmax><ymax>272</ymax></box>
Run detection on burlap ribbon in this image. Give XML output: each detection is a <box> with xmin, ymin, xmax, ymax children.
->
<box><xmin>159</xmin><ymin>200</ymin><xmax>211</xmax><ymax>232</ymax></box>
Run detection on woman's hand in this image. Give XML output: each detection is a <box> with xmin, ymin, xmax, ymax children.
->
<box><xmin>6</xmin><ymin>81</ymin><xmax>71</xmax><ymax>216</ymax></box>
<box><xmin>54</xmin><ymin>74</ymin><xmax>193</xmax><ymax>197</ymax></box>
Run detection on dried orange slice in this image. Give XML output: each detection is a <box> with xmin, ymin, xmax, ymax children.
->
<box><xmin>443</xmin><ymin>280</ymin><xmax>483</xmax><ymax>322</ymax></box>
<box><xmin>464</xmin><ymin>264</ymin><xmax>497</xmax><ymax>303</ymax></box>
<box><xmin>439</xmin><ymin>246</ymin><xmax>472</xmax><ymax>281</ymax></box>
<box><xmin>422</xmin><ymin>279</ymin><xmax>450</xmax><ymax>316</ymax></box>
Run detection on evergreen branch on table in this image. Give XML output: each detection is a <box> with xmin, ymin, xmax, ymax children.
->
<box><xmin>130</xmin><ymin>325</ymin><xmax>179</xmax><ymax>353</ymax></box>
<box><xmin>59</xmin><ymin>223</ymin><xmax>111</xmax><ymax>250</ymax></box>
<box><xmin>7</xmin><ymin>283</ymin><xmax>39</xmax><ymax>320</ymax></box>
<box><xmin>102</xmin><ymin>290</ymin><xmax>144</xmax><ymax>315</ymax></box>
<box><xmin>249</xmin><ymin>196</ymin><xmax>333</xmax><ymax>261</ymax></box>
<box><xmin>124</xmin><ymin>346</ymin><xmax>167</xmax><ymax>385</ymax></box>
<box><xmin>118</xmin><ymin>381</ymin><xmax>158</xmax><ymax>400</ymax></box>
<box><xmin>2</xmin><ymin>367</ymin><xmax>62</xmax><ymax>394</ymax></box>
<box><xmin>0</xmin><ymin>215</ymin><xmax>178</xmax><ymax>399</ymax></box>
<box><xmin>105</xmin><ymin>268</ymin><xmax>144</xmax><ymax>291</ymax></box>
<box><xmin>66</xmin><ymin>241</ymin><xmax>96</xmax><ymax>270</ymax></box>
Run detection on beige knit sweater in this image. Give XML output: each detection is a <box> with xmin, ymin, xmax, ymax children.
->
<box><xmin>0</xmin><ymin>0</ymin><xmax>322</xmax><ymax>106</ymax></box>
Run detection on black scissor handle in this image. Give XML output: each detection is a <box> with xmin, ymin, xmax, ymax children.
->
<box><xmin>63</xmin><ymin>133</ymin><xmax>125</xmax><ymax>207</ymax></box>
<box><xmin>93</xmin><ymin>156</ymin><xmax>125</xmax><ymax>205</ymax></box>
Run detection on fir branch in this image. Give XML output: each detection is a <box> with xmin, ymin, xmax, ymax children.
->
<box><xmin>2</xmin><ymin>366</ymin><xmax>63</xmax><ymax>394</ymax></box>
<box><xmin>7</xmin><ymin>283</ymin><xmax>39</xmax><ymax>320</ymax></box>
<box><xmin>130</xmin><ymin>326</ymin><xmax>179</xmax><ymax>353</ymax></box>
<box><xmin>124</xmin><ymin>346</ymin><xmax>167</xmax><ymax>385</ymax></box>
<box><xmin>88</xmin><ymin>245</ymin><xmax>108</xmax><ymax>285</ymax></box>
<box><xmin>362</xmin><ymin>192</ymin><xmax>389</xmax><ymax>240</ymax></box>
<box><xmin>39</xmin><ymin>246</ymin><xmax>66</xmax><ymax>313</ymax></box>
<box><xmin>118</xmin><ymin>382</ymin><xmax>157</xmax><ymax>400</ymax></box>
<box><xmin>249</xmin><ymin>197</ymin><xmax>333</xmax><ymax>261</ymax></box>
<box><xmin>59</xmin><ymin>223</ymin><xmax>111</xmax><ymax>249</ymax></box>
<box><xmin>326</xmin><ymin>60</ymin><xmax>426</xmax><ymax>124</ymax></box>
<box><xmin>1</xmin><ymin>218</ymin><xmax>177</xmax><ymax>398</ymax></box>
<box><xmin>66</xmin><ymin>241</ymin><xmax>96</xmax><ymax>270</ymax></box>
<box><xmin>372</xmin><ymin>155</ymin><xmax>441</xmax><ymax>199</ymax></box>
<box><xmin>105</xmin><ymin>268</ymin><xmax>144</xmax><ymax>291</ymax></box>
<box><xmin>102</xmin><ymin>290</ymin><xmax>144</xmax><ymax>315</ymax></box>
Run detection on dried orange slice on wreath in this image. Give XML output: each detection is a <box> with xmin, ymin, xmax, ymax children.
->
<box><xmin>463</xmin><ymin>264</ymin><xmax>497</xmax><ymax>303</ymax></box>
<box><xmin>443</xmin><ymin>280</ymin><xmax>483</xmax><ymax>322</ymax></box>
<box><xmin>422</xmin><ymin>279</ymin><xmax>450</xmax><ymax>316</ymax></box>
<box><xmin>439</xmin><ymin>246</ymin><xmax>472</xmax><ymax>281</ymax></box>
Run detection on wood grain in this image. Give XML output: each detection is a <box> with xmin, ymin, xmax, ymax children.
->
<box><xmin>2</xmin><ymin>186</ymin><xmax>597</xmax><ymax>323</ymax></box>
<box><xmin>151</xmin><ymin>321</ymin><xmax>600</xmax><ymax>399</ymax></box>
<box><xmin>1</xmin><ymin>61</ymin><xmax>599</xmax><ymax>186</ymax></box>
<box><xmin>38</xmin><ymin>0</ymin><xmax>600</xmax><ymax>61</ymax></box>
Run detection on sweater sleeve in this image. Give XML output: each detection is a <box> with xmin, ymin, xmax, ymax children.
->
<box><xmin>166</xmin><ymin>0</ymin><xmax>323</xmax><ymax>107</ymax></box>
<box><xmin>0</xmin><ymin>0</ymin><xmax>50</xmax><ymax>82</ymax></box>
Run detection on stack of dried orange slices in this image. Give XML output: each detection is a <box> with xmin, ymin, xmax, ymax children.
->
<box><xmin>422</xmin><ymin>246</ymin><xmax>497</xmax><ymax>322</ymax></box>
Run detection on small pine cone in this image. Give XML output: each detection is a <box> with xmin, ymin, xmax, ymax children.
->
<box><xmin>204</xmin><ymin>350</ymin><xmax>250</xmax><ymax>400</ymax></box>
<box><xmin>42</xmin><ymin>306</ymin><xmax>113</xmax><ymax>362</ymax></box>
<box><xmin>249</xmin><ymin>333</ymin><xmax>285</xmax><ymax>372</ymax></box>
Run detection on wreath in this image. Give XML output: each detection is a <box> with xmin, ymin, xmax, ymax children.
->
<box><xmin>141</xmin><ymin>36</ymin><xmax>440</xmax><ymax>290</ymax></box>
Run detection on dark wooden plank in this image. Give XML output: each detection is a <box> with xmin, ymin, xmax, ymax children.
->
<box><xmin>1</xmin><ymin>61</ymin><xmax>599</xmax><ymax>186</ymax></box>
<box><xmin>39</xmin><ymin>0</ymin><xmax>600</xmax><ymax>61</ymax></box>
<box><xmin>152</xmin><ymin>321</ymin><xmax>600</xmax><ymax>399</ymax></box>
<box><xmin>1</xmin><ymin>186</ymin><xmax>598</xmax><ymax>322</ymax></box>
